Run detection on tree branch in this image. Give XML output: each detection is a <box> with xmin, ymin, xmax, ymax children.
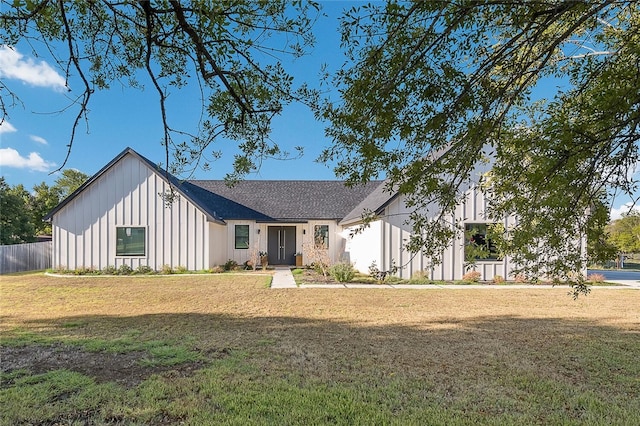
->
<box><xmin>52</xmin><ymin>0</ymin><xmax>92</xmax><ymax>173</ymax></box>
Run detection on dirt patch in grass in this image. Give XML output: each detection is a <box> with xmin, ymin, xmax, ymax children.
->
<box><xmin>0</xmin><ymin>343</ymin><xmax>225</xmax><ymax>388</ymax></box>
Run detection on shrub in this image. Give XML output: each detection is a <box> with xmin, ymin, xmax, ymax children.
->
<box><xmin>175</xmin><ymin>265</ymin><xmax>188</xmax><ymax>274</ymax></box>
<box><xmin>408</xmin><ymin>270</ymin><xmax>433</xmax><ymax>284</ymax></box>
<box><xmin>368</xmin><ymin>260</ymin><xmax>399</xmax><ymax>283</ymax></box>
<box><xmin>330</xmin><ymin>262</ymin><xmax>356</xmax><ymax>283</ymax></box>
<box><xmin>312</xmin><ymin>262</ymin><xmax>326</xmax><ymax>276</ymax></box>
<box><xmin>492</xmin><ymin>274</ymin><xmax>505</xmax><ymax>284</ymax></box>
<box><xmin>102</xmin><ymin>265</ymin><xmax>117</xmax><ymax>275</ymax></box>
<box><xmin>161</xmin><ymin>264</ymin><xmax>173</xmax><ymax>274</ymax></box>
<box><xmin>292</xmin><ymin>268</ymin><xmax>304</xmax><ymax>275</ymax></box>
<box><xmin>514</xmin><ymin>273</ymin><xmax>527</xmax><ymax>283</ymax></box>
<box><xmin>224</xmin><ymin>259</ymin><xmax>238</xmax><ymax>271</ymax></box>
<box><xmin>74</xmin><ymin>266</ymin><xmax>99</xmax><ymax>275</ymax></box>
<box><xmin>462</xmin><ymin>270</ymin><xmax>481</xmax><ymax>282</ymax></box>
<box><xmin>587</xmin><ymin>273</ymin><xmax>605</xmax><ymax>283</ymax></box>
<box><xmin>135</xmin><ymin>265</ymin><xmax>155</xmax><ymax>275</ymax></box>
<box><xmin>209</xmin><ymin>265</ymin><xmax>225</xmax><ymax>273</ymax></box>
<box><xmin>117</xmin><ymin>264</ymin><xmax>133</xmax><ymax>275</ymax></box>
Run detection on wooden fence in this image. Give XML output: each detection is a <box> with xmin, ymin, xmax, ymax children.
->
<box><xmin>0</xmin><ymin>241</ymin><xmax>52</xmax><ymax>274</ymax></box>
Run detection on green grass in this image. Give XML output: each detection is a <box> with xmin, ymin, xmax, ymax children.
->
<box><xmin>3</xmin><ymin>351</ymin><xmax>638</xmax><ymax>425</ymax></box>
<box><xmin>1</xmin><ymin>328</ymin><xmax>201</xmax><ymax>370</ymax></box>
<box><xmin>1</xmin><ymin>273</ymin><xmax>639</xmax><ymax>425</ymax></box>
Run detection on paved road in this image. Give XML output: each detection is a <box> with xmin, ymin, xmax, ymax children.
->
<box><xmin>588</xmin><ymin>269</ymin><xmax>640</xmax><ymax>287</ymax></box>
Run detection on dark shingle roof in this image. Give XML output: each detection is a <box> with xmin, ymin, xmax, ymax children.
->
<box><xmin>187</xmin><ymin>180</ymin><xmax>382</xmax><ymax>221</ymax></box>
<box><xmin>44</xmin><ymin>147</ymin><xmax>383</xmax><ymax>223</ymax></box>
<box><xmin>339</xmin><ymin>181</ymin><xmax>397</xmax><ymax>225</ymax></box>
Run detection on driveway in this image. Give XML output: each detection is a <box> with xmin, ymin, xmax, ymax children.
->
<box><xmin>588</xmin><ymin>269</ymin><xmax>640</xmax><ymax>287</ymax></box>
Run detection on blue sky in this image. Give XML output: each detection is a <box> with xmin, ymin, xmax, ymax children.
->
<box><xmin>0</xmin><ymin>1</ymin><xmax>637</xmax><ymax>219</ymax></box>
<box><xmin>0</xmin><ymin>2</ymin><xmax>347</xmax><ymax>188</ymax></box>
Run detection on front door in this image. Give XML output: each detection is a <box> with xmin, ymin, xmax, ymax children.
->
<box><xmin>267</xmin><ymin>226</ymin><xmax>296</xmax><ymax>265</ymax></box>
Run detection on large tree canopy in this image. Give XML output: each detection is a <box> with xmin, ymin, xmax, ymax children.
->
<box><xmin>0</xmin><ymin>170</ymin><xmax>89</xmax><ymax>241</ymax></box>
<box><xmin>320</xmin><ymin>1</ymin><xmax>639</xmax><ymax>288</ymax></box>
<box><xmin>0</xmin><ymin>178</ymin><xmax>35</xmax><ymax>244</ymax></box>
<box><xmin>607</xmin><ymin>213</ymin><xmax>640</xmax><ymax>254</ymax></box>
<box><xmin>1</xmin><ymin>0</ymin><xmax>319</xmax><ymax>180</ymax></box>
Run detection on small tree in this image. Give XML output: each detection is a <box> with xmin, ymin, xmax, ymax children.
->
<box><xmin>247</xmin><ymin>239</ymin><xmax>261</xmax><ymax>271</ymax></box>
<box><xmin>303</xmin><ymin>238</ymin><xmax>331</xmax><ymax>278</ymax></box>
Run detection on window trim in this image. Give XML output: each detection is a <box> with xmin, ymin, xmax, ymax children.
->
<box><xmin>235</xmin><ymin>224</ymin><xmax>250</xmax><ymax>249</ymax></box>
<box><xmin>314</xmin><ymin>224</ymin><xmax>329</xmax><ymax>249</ymax></box>
<box><xmin>116</xmin><ymin>226</ymin><xmax>146</xmax><ymax>257</ymax></box>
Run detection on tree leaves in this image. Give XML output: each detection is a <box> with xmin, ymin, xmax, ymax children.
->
<box><xmin>0</xmin><ymin>0</ymin><xmax>320</xmax><ymax>179</ymax></box>
<box><xmin>323</xmin><ymin>1</ymin><xmax>639</xmax><ymax>281</ymax></box>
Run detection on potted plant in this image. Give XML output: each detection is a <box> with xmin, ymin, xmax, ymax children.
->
<box><xmin>259</xmin><ymin>251</ymin><xmax>268</xmax><ymax>270</ymax></box>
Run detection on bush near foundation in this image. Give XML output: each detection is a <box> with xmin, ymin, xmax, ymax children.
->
<box><xmin>330</xmin><ymin>263</ymin><xmax>356</xmax><ymax>283</ymax></box>
<box><xmin>462</xmin><ymin>270</ymin><xmax>481</xmax><ymax>282</ymax></box>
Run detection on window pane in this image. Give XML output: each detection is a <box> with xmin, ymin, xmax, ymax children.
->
<box><xmin>235</xmin><ymin>225</ymin><xmax>249</xmax><ymax>249</ymax></box>
<box><xmin>464</xmin><ymin>223</ymin><xmax>499</xmax><ymax>261</ymax></box>
<box><xmin>116</xmin><ymin>227</ymin><xmax>145</xmax><ymax>256</ymax></box>
<box><xmin>314</xmin><ymin>225</ymin><xmax>329</xmax><ymax>249</ymax></box>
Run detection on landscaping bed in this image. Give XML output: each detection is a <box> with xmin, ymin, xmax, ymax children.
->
<box><xmin>291</xmin><ymin>267</ymin><xmax>618</xmax><ymax>287</ymax></box>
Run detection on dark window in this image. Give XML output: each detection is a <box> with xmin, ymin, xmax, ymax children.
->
<box><xmin>116</xmin><ymin>227</ymin><xmax>146</xmax><ymax>256</ymax></box>
<box><xmin>235</xmin><ymin>225</ymin><xmax>249</xmax><ymax>249</ymax></box>
<box><xmin>314</xmin><ymin>225</ymin><xmax>329</xmax><ymax>249</ymax></box>
<box><xmin>464</xmin><ymin>223</ymin><xmax>499</xmax><ymax>261</ymax></box>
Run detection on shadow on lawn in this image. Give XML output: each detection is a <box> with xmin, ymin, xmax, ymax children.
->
<box><xmin>3</xmin><ymin>312</ymin><xmax>639</xmax><ymax>396</ymax></box>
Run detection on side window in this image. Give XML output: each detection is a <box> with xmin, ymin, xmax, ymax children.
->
<box><xmin>464</xmin><ymin>223</ymin><xmax>500</xmax><ymax>261</ymax></box>
<box><xmin>235</xmin><ymin>225</ymin><xmax>249</xmax><ymax>249</ymax></box>
<box><xmin>314</xmin><ymin>225</ymin><xmax>329</xmax><ymax>249</ymax></box>
<box><xmin>116</xmin><ymin>227</ymin><xmax>146</xmax><ymax>256</ymax></box>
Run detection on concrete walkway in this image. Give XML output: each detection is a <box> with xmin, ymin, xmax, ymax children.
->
<box><xmin>270</xmin><ymin>267</ymin><xmax>297</xmax><ymax>288</ymax></box>
<box><xmin>603</xmin><ymin>280</ymin><xmax>640</xmax><ymax>288</ymax></box>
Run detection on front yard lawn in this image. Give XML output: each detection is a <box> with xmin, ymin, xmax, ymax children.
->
<box><xmin>1</xmin><ymin>273</ymin><xmax>639</xmax><ymax>425</ymax></box>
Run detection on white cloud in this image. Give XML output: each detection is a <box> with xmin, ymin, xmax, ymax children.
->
<box><xmin>0</xmin><ymin>120</ymin><xmax>17</xmax><ymax>134</ymax></box>
<box><xmin>29</xmin><ymin>134</ymin><xmax>48</xmax><ymax>145</ymax></box>
<box><xmin>610</xmin><ymin>202</ymin><xmax>640</xmax><ymax>221</ymax></box>
<box><xmin>0</xmin><ymin>45</ymin><xmax>66</xmax><ymax>91</ymax></box>
<box><xmin>0</xmin><ymin>147</ymin><xmax>56</xmax><ymax>172</ymax></box>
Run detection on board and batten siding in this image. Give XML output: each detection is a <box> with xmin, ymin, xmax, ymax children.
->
<box><xmin>304</xmin><ymin>220</ymin><xmax>344</xmax><ymax>264</ymax></box>
<box><xmin>225</xmin><ymin>220</ymin><xmax>262</xmax><ymax>265</ymax></box>
<box><xmin>345</xmin><ymin>186</ymin><xmax>518</xmax><ymax>281</ymax></box>
<box><xmin>209</xmin><ymin>222</ymin><xmax>227</xmax><ymax>266</ymax></box>
<box><xmin>51</xmin><ymin>154</ymin><xmax>212</xmax><ymax>271</ymax></box>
